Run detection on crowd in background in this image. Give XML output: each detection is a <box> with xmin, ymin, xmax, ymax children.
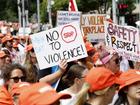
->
<box><xmin>0</xmin><ymin>20</ymin><xmax>140</xmax><ymax>105</ymax></box>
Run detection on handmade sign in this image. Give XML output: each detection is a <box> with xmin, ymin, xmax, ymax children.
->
<box><xmin>31</xmin><ymin>22</ymin><xmax>88</xmax><ymax>69</ymax></box>
<box><xmin>57</xmin><ymin>11</ymin><xmax>81</xmax><ymax>26</ymax></box>
<box><xmin>105</xmin><ymin>21</ymin><xmax>140</xmax><ymax>62</ymax></box>
<box><xmin>81</xmin><ymin>14</ymin><xmax>106</xmax><ymax>42</ymax></box>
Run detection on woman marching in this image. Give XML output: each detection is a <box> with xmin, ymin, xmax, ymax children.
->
<box><xmin>114</xmin><ymin>69</ymin><xmax>140</xmax><ymax>105</ymax></box>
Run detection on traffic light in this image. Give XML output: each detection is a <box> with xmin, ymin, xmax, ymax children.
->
<box><xmin>118</xmin><ymin>4</ymin><xmax>128</xmax><ymax>16</ymax></box>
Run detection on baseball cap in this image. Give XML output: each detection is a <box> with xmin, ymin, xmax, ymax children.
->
<box><xmin>0</xmin><ymin>51</ymin><xmax>7</xmax><ymax>58</ymax></box>
<box><xmin>85</xmin><ymin>41</ymin><xmax>95</xmax><ymax>52</ymax></box>
<box><xmin>85</xmin><ymin>67</ymin><xmax>123</xmax><ymax>93</ymax></box>
<box><xmin>99</xmin><ymin>48</ymin><xmax>117</xmax><ymax>64</ymax></box>
<box><xmin>119</xmin><ymin>69</ymin><xmax>140</xmax><ymax>90</ymax></box>
<box><xmin>19</xmin><ymin>82</ymin><xmax>71</xmax><ymax>105</ymax></box>
<box><xmin>0</xmin><ymin>86</ymin><xmax>14</xmax><ymax>105</ymax></box>
<box><xmin>1</xmin><ymin>35</ymin><xmax>13</xmax><ymax>43</ymax></box>
<box><xmin>10</xmin><ymin>82</ymin><xmax>30</xmax><ymax>96</ymax></box>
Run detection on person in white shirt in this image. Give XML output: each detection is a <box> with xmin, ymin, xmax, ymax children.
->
<box><xmin>60</xmin><ymin>64</ymin><xmax>88</xmax><ymax>105</ymax></box>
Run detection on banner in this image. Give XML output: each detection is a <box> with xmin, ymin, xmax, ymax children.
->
<box><xmin>81</xmin><ymin>14</ymin><xmax>106</xmax><ymax>42</ymax></box>
<box><xmin>105</xmin><ymin>21</ymin><xmax>140</xmax><ymax>62</ymax></box>
<box><xmin>57</xmin><ymin>11</ymin><xmax>81</xmax><ymax>26</ymax></box>
<box><xmin>31</xmin><ymin>22</ymin><xmax>88</xmax><ymax>69</ymax></box>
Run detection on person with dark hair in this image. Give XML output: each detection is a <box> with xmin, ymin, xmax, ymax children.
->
<box><xmin>0</xmin><ymin>63</ymin><xmax>27</xmax><ymax>105</ymax></box>
<box><xmin>2</xmin><ymin>49</ymin><xmax>12</xmax><ymax>64</ymax></box>
<box><xmin>0</xmin><ymin>50</ymin><xmax>8</xmax><ymax>86</ymax></box>
<box><xmin>114</xmin><ymin>69</ymin><xmax>140</xmax><ymax>105</ymax></box>
<box><xmin>60</xmin><ymin>64</ymin><xmax>88</xmax><ymax>105</ymax></box>
<box><xmin>2</xmin><ymin>63</ymin><xmax>27</xmax><ymax>90</ymax></box>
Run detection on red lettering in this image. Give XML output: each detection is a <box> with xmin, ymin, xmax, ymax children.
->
<box><xmin>64</xmin><ymin>31</ymin><xmax>74</xmax><ymax>38</ymax></box>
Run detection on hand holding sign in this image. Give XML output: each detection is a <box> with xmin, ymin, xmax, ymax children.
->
<box><xmin>59</xmin><ymin>59</ymin><xmax>68</xmax><ymax>73</ymax></box>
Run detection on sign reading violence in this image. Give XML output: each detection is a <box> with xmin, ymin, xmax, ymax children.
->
<box><xmin>57</xmin><ymin>11</ymin><xmax>81</xmax><ymax>26</ymax></box>
<box><xmin>30</xmin><ymin>22</ymin><xmax>88</xmax><ymax>69</ymax></box>
<box><xmin>81</xmin><ymin>14</ymin><xmax>106</xmax><ymax>42</ymax></box>
<box><xmin>105</xmin><ymin>21</ymin><xmax>140</xmax><ymax>62</ymax></box>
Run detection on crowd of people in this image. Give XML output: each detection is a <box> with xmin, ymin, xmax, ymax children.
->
<box><xmin>0</xmin><ymin>20</ymin><xmax>140</xmax><ymax>105</ymax></box>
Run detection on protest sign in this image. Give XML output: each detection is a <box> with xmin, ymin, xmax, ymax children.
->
<box><xmin>56</xmin><ymin>11</ymin><xmax>81</xmax><ymax>26</ymax></box>
<box><xmin>31</xmin><ymin>22</ymin><xmax>88</xmax><ymax>69</ymax></box>
<box><xmin>81</xmin><ymin>14</ymin><xmax>106</xmax><ymax>42</ymax></box>
<box><xmin>104</xmin><ymin>21</ymin><xmax>140</xmax><ymax>62</ymax></box>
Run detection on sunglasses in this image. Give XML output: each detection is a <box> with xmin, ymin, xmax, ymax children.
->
<box><xmin>10</xmin><ymin>76</ymin><xmax>26</xmax><ymax>83</ymax></box>
<box><xmin>115</xmin><ymin>58</ymin><xmax>121</xmax><ymax>65</ymax></box>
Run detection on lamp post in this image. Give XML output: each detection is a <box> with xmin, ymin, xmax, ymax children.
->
<box><xmin>37</xmin><ymin>0</ymin><xmax>40</xmax><ymax>30</ymax></box>
<box><xmin>22</xmin><ymin>0</ymin><xmax>25</xmax><ymax>35</ymax></box>
<box><xmin>47</xmin><ymin>0</ymin><xmax>52</xmax><ymax>28</ymax></box>
<box><xmin>17</xmin><ymin>0</ymin><xmax>22</xmax><ymax>27</ymax></box>
<box><xmin>112</xmin><ymin>0</ymin><xmax>117</xmax><ymax>23</ymax></box>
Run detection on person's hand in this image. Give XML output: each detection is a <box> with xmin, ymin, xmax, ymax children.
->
<box><xmin>59</xmin><ymin>59</ymin><xmax>68</xmax><ymax>73</ymax></box>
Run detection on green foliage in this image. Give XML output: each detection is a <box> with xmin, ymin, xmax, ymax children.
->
<box><xmin>0</xmin><ymin>0</ymin><xmax>136</xmax><ymax>23</ymax></box>
<box><xmin>40</xmin><ymin>0</ymin><xmax>48</xmax><ymax>23</ymax></box>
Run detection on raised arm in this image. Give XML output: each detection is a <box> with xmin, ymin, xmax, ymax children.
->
<box><xmin>39</xmin><ymin>59</ymin><xmax>68</xmax><ymax>84</ymax></box>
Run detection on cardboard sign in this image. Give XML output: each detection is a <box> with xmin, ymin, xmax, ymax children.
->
<box><xmin>105</xmin><ymin>21</ymin><xmax>140</xmax><ymax>62</ymax></box>
<box><xmin>31</xmin><ymin>22</ymin><xmax>88</xmax><ymax>69</ymax></box>
<box><xmin>56</xmin><ymin>11</ymin><xmax>81</xmax><ymax>26</ymax></box>
<box><xmin>81</xmin><ymin>14</ymin><xmax>106</xmax><ymax>42</ymax></box>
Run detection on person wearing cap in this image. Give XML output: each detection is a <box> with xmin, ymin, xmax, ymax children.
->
<box><xmin>1</xmin><ymin>35</ymin><xmax>16</xmax><ymax>63</ymax></box>
<box><xmin>1</xmin><ymin>35</ymin><xmax>13</xmax><ymax>51</ymax></box>
<box><xmin>23</xmin><ymin>44</ymin><xmax>39</xmax><ymax>83</ymax></box>
<box><xmin>2</xmin><ymin>49</ymin><xmax>12</xmax><ymax>65</ymax></box>
<box><xmin>0</xmin><ymin>50</ymin><xmax>8</xmax><ymax>86</ymax></box>
<box><xmin>99</xmin><ymin>48</ymin><xmax>121</xmax><ymax>76</ymax></box>
<box><xmin>75</xmin><ymin>67</ymin><xmax>123</xmax><ymax>105</ymax></box>
<box><xmin>18</xmin><ymin>82</ymin><xmax>71</xmax><ymax>105</ymax></box>
<box><xmin>114</xmin><ymin>69</ymin><xmax>140</xmax><ymax>105</ymax></box>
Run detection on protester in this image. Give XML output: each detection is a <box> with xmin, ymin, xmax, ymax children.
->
<box><xmin>2</xmin><ymin>63</ymin><xmax>27</xmax><ymax>91</ymax></box>
<box><xmin>75</xmin><ymin>67</ymin><xmax>123</xmax><ymax>105</ymax></box>
<box><xmin>99</xmin><ymin>48</ymin><xmax>121</xmax><ymax>76</ymax></box>
<box><xmin>2</xmin><ymin>49</ymin><xmax>12</xmax><ymax>64</ymax></box>
<box><xmin>18</xmin><ymin>82</ymin><xmax>71</xmax><ymax>105</ymax></box>
<box><xmin>0</xmin><ymin>50</ymin><xmax>8</xmax><ymax>86</ymax></box>
<box><xmin>24</xmin><ymin>44</ymin><xmax>39</xmax><ymax>83</ymax></box>
<box><xmin>60</xmin><ymin>64</ymin><xmax>88</xmax><ymax>105</ymax></box>
<box><xmin>114</xmin><ymin>69</ymin><xmax>140</xmax><ymax>105</ymax></box>
<box><xmin>39</xmin><ymin>59</ymin><xmax>68</xmax><ymax>85</ymax></box>
<box><xmin>1</xmin><ymin>35</ymin><xmax>17</xmax><ymax>62</ymax></box>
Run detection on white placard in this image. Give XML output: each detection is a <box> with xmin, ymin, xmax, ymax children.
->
<box><xmin>56</xmin><ymin>11</ymin><xmax>81</xmax><ymax>26</ymax></box>
<box><xmin>104</xmin><ymin>21</ymin><xmax>140</xmax><ymax>62</ymax></box>
<box><xmin>81</xmin><ymin>14</ymin><xmax>106</xmax><ymax>42</ymax></box>
<box><xmin>31</xmin><ymin>22</ymin><xmax>88</xmax><ymax>69</ymax></box>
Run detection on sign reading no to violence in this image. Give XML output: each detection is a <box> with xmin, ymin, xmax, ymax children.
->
<box><xmin>31</xmin><ymin>22</ymin><xmax>88</xmax><ymax>69</ymax></box>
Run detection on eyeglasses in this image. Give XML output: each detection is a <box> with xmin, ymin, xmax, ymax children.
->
<box><xmin>10</xmin><ymin>76</ymin><xmax>26</xmax><ymax>83</ymax></box>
